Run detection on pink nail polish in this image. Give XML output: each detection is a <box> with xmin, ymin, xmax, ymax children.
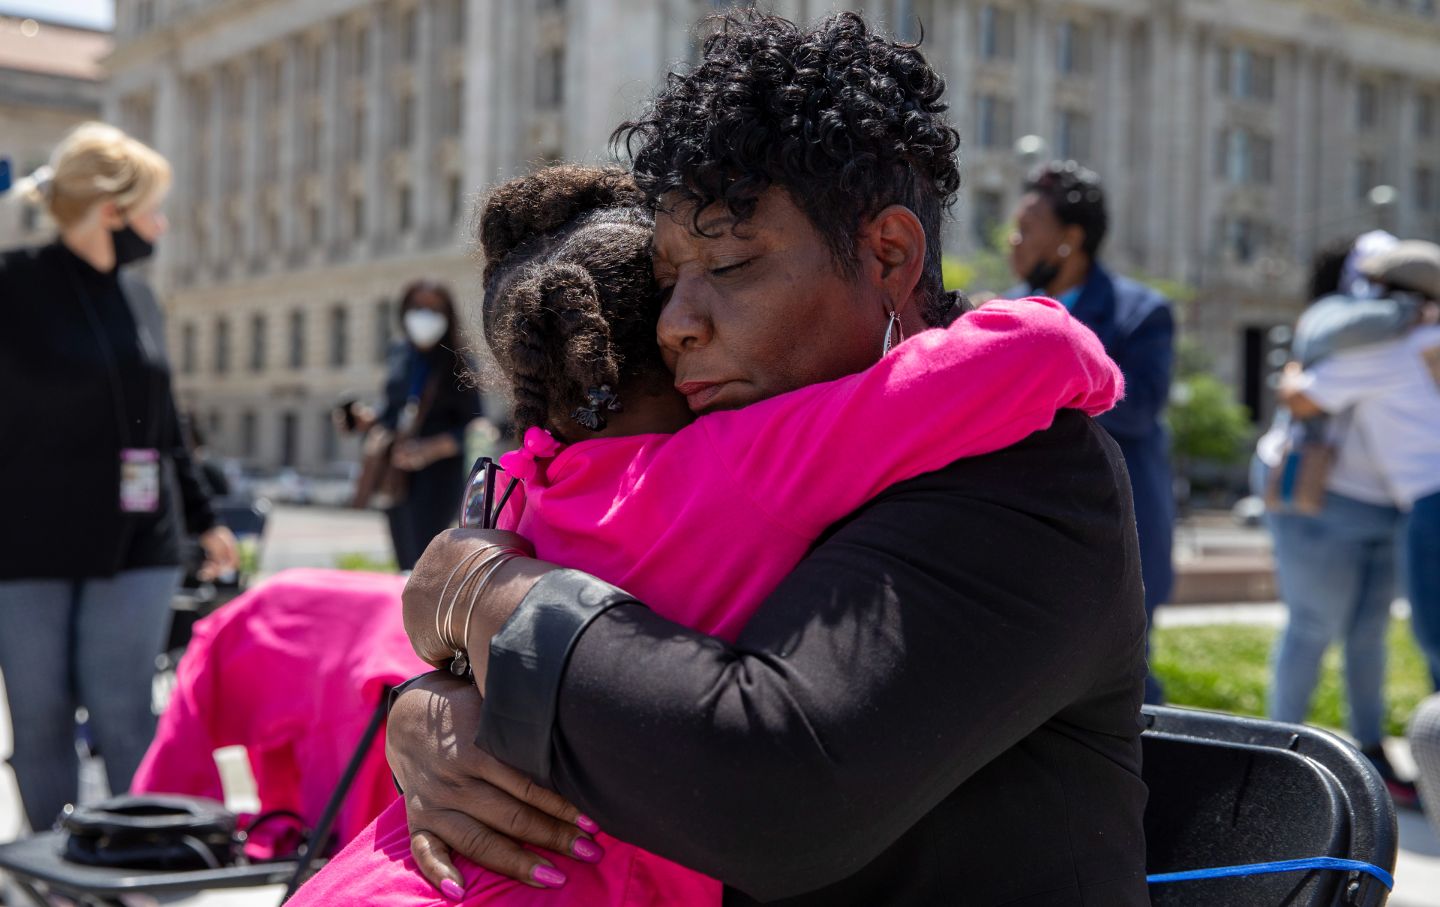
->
<box><xmin>532</xmin><ymin>865</ymin><xmax>568</xmax><ymax>888</ymax></box>
<box><xmin>575</xmin><ymin>814</ymin><xmax>601</xmax><ymax>834</ymax></box>
<box><xmin>440</xmin><ymin>878</ymin><xmax>465</xmax><ymax>901</ymax></box>
<box><xmin>571</xmin><ymin>838</ymin><xmax>604</xmax><ymax>863</ymax></box>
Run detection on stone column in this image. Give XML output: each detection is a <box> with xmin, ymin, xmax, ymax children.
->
<box><xmin>365</xmin><ymin>4</ymin><xmax>388</xmax><ymax>250</ymax></box>
<box><xmin>207</xmin><ymin>69</ymin><xmax>226</xmax><ymax>274</ymax></box>
<box><xmin>1288</xmin><ymin>44</ymin><xmax>1318</xmax><ymax>264</ymax></box>
<box><xmin>412</xmin><ymin>0</ymin><xmax>438</xmax><ymax>242</ymax></box>
<box><xmin>1170</xmin><ymin>21</ymin><xmax>1200</xmax><ymax>284</ymax></box>
<box><xmin>947</xmin><ymin>0</ymin><xmax>975</xmax><ymax>256</ymax></box>
<box><xmin>1100</xmin><ymin>13</ymin><xmax>1129</xmax><ymax>267</ymax></box>
<box><xmin>1395</xmin><ymin>76</ymin><xmax>1417</xmax><ymax>238</ymax></box>
<box><xmin>151</xmin><ymin>57</ymin><xmax>184</xmax><ymax>296</ymax></box>
<box><xmin>242</xmin><ymin>53</ymin><xmax>264</xmax><ymax>267</ymax></box>
<box><xmin>320</xmin><ymin>20</ymin><xmax>342</xmax><ymax>251</ymax></box>
<box><xmin>1143</xmin><ymin>10</ymin><xmax>1174</xmax><ymax>275</ymax></box>
<box><xmin>280</xmin><ymin>37</ymin><xmax>301</xmax><ymax>255</ymax></box>
<box><xmin>1315</xmin><ymin>54</ymin><xmax>1345</xmax><ymax>230</ymax></box>
<box><xmin>461</xmin><ymin>0</ymin><xmax>498</xmax><ymax>241</ymax></box>
<box><xmin>1188</xmin><ymin>27</ymin><xmax>1217</xmax><ymax>288</ymax></box>
<box><xmin>1021</xmin><ymin>0</ymin><xmax>1053</xmax><ymax>140</ymax></box>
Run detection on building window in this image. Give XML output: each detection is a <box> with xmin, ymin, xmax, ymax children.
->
<box><xmin>1220</xmin><ymin>47</ymin><xmax>1275</xmax><ymax>102</ymax></box>
<box><xmin>1357</xmin><ymin>81</ymin><xmax>1380</xmax><ymax>128</ymax></box>
<box><xmin>352</xmin><ymin>26</ymin><xmax>369</xmax><ymax>77</ymax></box>
<box><xmin>181</xmin><ymin>322</ymin><xmax>197</xmax><ymax>375</ymax></box>
<box><xmin>250</xmin><ymin>313</ymin><xmax>267</xmax><ymax>372</ymax></box>
<box><xmin>1419</xmin><ymin>94</ymin><xmax>1437</xmax><ymax>138</ymax></box>
<box><xmin>444</xmin><ymin>78</ymin><xmax>464</xmax><ymax>136</ymax></box>
<box><xmin>1223</xmin><ymin>216</ymin><xmax>1268</xmax><ymax>264</ymax></box>
<box><xmin>305</xmin><ymin>115</ymin><xmax>323</xmax><ymax>170</ymax></box>
<box><xmin>304</xmin><ymin>42</ymin><xmax>323</xmax><ymax>92</ymax></box>
<box><xmin>397</xmin><ymin>184</ymin><xmax>413</xmax><ymax>233</ymax></box>
<box><xmin>241</xmin><ymin>410</ymin><xmax>258</xmax><ymax>459</ymax></box>
<box><xmin>1218</xmin><ymin>127</ymin><xmax>1273</xmax><ymax>185</ymax></box>
<box><xmin>396</xmin><ymin>93</ymin><xmax>415</xmax><ymax>149</ymax></box>
<box><xmin>289</xmin><ymin>310</ymin><xmax>307</xmax><ymax>369</ymax></box>
<box><xmin>351</xmin><ymin>195</ymin><xmax>366</xmax><ymax>239</ymax></box>
<box><xmin>979</xmin><ymin>5</ymin><xmax>1016</xmax><ymax>61</ymax></box>
<box><xmin>321</xmin><ymin>410</ymin><xmax>340</xmax><ymax>462</ymax></box>
<box><xmin>376</xmin><ymin>300</ymin><xmax>394</xmax><ymax>362</ymax></box>
<box><xmin>536</xmin><ymin>46</ymin><xmax>564</xmax><ymax>109</ymax></box>
<box><xmin>308</xmin><ymin>203</ymin><xmax>323</xmax><ymax>246</ymax></box>
<box><xmin>349</xmin><ymin>107</ymin><xmax>367</xmax><ymax>161</ymax></box>
<box><xmin>214</xmin><ymin>318</ymin><xmax>231</xmax><ymax>375</ymax></box>
<box><xmin>1355</xmin><ymin>157</ymin><xmax>1380</xmax><ymax>201</ymax></box>
<box><xmin>1057</xmin><ymin>21</ymin><xmax>1093</xmax><ymax>76</ymax></box>
<box><xmin>977</xmin><ymin>94</ymin><xmax>1014</xmax><ymax>149</ymax></box>
<box><xmin>330</xmin><ymin>304</ymin><xmax>349</xmax><ymax>368</ymax></box>
<box><xmin>1418</xmin><ymin>166</ymin><xmax>1436</xmax><ymax>213</ymax></box>
<box><xmin>280</xmin><ymin>411</ymin><xmax>299</xmax><ymax>467</ymax></box>
<box><xmin>1057</xmin><ymin>110</ymin><xmax>1092</xmax><ymax>162</ymax></box>
<box><xmin>447</xmin><ymin>0</ymin><xmax>466</xmax><ymax>45</ymax></box>
<box><xmin>973</xmin><ymin>189</ymin><xmax>1004</xmax><ymax>246</ymax></box>
<box><xmin>401</xmin><ymin>7</ymin><xmax>419</xmax><ymax>62</ymax></box>
<box><xmin>448</xmin><ymin>174</ymin><xmax>464</xmax><ymax>225</ymax></box>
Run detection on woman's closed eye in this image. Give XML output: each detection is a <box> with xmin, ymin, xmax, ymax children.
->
<box><xmin>708</xmin><ymin>259</ymin><xmax>752</xmax><ymax>277</ymax></box>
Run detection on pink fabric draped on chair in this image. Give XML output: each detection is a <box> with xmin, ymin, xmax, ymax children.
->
<box><xmin>132</xmin><ymin>568</ymin><xmax>428</xmax><ymax>856</ymax></box>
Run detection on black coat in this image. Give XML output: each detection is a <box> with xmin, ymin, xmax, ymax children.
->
<box><xmin>0</xmin><ymin>241</ymin><xmax>215</xmax><ymax>580</ymax></box>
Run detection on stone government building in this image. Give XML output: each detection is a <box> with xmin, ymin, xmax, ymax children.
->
<box><xmin>36</xmin><ymin>0</ymin><xmax>1440</xmax><ymax>470</ymax></box>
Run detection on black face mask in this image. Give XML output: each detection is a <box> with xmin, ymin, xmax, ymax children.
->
<box><xmin>1024</xmin><ymin>256</ymin><xmax>1062</xmax><ymax>294</ymax></box>
<box><xmin>111</xmin><ymin>224</ymin><xmax>155</xmax><ymax>266</ymax></box>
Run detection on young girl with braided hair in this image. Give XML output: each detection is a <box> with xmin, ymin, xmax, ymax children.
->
<box><xmin>290</xmin><ymin>164</ymin><xmax>1122</xmax><ymax>906</ymax></box>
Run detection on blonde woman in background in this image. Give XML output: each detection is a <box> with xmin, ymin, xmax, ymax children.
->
<box><xmin>0</xmin><ymin>122</ymin><xmax>237</xmax><ymax>831</ymax></box>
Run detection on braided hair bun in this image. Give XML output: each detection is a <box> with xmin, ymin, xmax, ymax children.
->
<box><xmin>479</xmin><ymin>165</ymin><xmax>646</xmax><ymax>286</ymax></box>
<box><xmin>476</xmin><ymin>166</ymin><xmax>664</xmax><ymax>440</ymax></box>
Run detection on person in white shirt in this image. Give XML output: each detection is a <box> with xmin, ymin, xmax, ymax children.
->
<box><xmin>1284</xmin><ymin>241</ymin><xmax>1440</xmax><ymax>702</ymax></box>
<box><xmin>1256</xmin><ymin>235</ymin><xmax>1418</xmax><ymax>805</ymax></box>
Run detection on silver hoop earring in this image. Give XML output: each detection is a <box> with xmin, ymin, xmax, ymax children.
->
<box><xmin>882</xmin><ymin>309</ymin><xmax>904</xmax><ymax>356</ymax></box>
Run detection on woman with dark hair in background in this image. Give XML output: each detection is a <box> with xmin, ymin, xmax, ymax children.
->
<box><xmin>343</xmin><ymin>281</ymin><xmax>483</xmax><ymax>570</ymax></box>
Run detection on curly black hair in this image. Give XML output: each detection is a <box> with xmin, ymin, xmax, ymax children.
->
<box><xmin>477</xmin><ymin>165</ymin><xmax>667</xmax><ymax>439</ymax></box>
<box><xmin>1023</xmin><ymin>161</ymin><xmax>1109</xmax><ymax>259</ymax></box>
<box><xmin>613</xmin><ymin>10</ymin><xmax>962</xmax><ymax>325</ymax></box>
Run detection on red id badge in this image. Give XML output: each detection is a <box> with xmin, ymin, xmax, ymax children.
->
<box><xmin>120</xmin><ymin>448</ymin><xmax>161</xmax><ymax>513</ymax></box>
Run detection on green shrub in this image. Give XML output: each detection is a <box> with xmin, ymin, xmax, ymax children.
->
<box><xmin>1153</xmin><ymin>619</ymin><xmax>1432</xmax><ymax>738</ymax></box>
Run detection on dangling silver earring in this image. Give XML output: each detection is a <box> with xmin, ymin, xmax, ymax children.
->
<box><xmin>882</xmin><ymin>308</ymin><xmax>904</xmax><ymax>356</ymax></box>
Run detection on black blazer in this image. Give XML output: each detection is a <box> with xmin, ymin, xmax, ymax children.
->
<box><xmin>0</xmin><ymin>241</ymin><xmax>215</xmax><ymax>580</ymax></box>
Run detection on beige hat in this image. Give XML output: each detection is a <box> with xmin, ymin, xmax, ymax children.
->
<box><xmin>1359</xmin><ymin>240</ymin><xmax>1440</xmax><ymax>301</ymax></box>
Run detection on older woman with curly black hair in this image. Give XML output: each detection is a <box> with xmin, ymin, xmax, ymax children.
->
<box><xmin>378</xmin><ymin>11</ymin><xmax>1148</xmax><ymax>907</ymax></box>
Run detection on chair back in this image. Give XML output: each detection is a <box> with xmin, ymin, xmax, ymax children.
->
<box><xmin>1143</xmin><ymin>706</ymin><xmax>1396</xmax><ymax>907</ymax></box>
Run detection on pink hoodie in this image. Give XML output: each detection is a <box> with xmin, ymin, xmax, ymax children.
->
<box><xmin>290</xmin><ymin>297</ymin><xmax>1122</xmax><ymax>907</ymax></box>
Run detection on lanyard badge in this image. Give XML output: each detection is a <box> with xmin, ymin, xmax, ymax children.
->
<box><xmin>120</xmin><ymin>448</ymin><xmax>161</xmax><ymax>513</ymax></box>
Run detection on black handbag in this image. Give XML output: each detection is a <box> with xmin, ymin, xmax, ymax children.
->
<box><xmin>60</xmin><ymin>794</ymin><xmax>239</xmax><ymax>871</ymax></box>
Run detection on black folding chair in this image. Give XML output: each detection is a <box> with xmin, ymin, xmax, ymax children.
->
<box><xmin>1143</xmin><ymin>705</ymin><xmax>1398</xmax><ymax>907</ymax></box>
<box><xmin>0</xmin><ymin>690</ymin><xmax>388</xmax><ymax>906</ymax></box>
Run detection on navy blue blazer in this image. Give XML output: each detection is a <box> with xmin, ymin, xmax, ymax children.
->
<box><xmin>1014</xmin><ymin>265</ymin><xmax>1176</xmax><ymax>609</ymax></box>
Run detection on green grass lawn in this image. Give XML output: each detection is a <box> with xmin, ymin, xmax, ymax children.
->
<box><xmin>1153</xmin><ymin>618</ymin><xmax>1434</xmax><ymax>739</ymax></box>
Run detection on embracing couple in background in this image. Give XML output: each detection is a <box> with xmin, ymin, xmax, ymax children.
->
<box><xmin>291</xmin><ymin>10</ymin><xmax>1150</xmax><ymax>907</ymax></box>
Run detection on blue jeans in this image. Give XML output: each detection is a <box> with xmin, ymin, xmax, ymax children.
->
<box><xmin>1407</xmin><ymin>491</ymin><xmax>1440</xmax><ymax>689</ymax></box>
<box><xmin>0</xmin><ymin>567</ymin><xmax>179</xmax><ymax>831</ymax></box>
<box><xmin>1267</xmin><ymin>493</ymin><xmax>1402</xmax><ymax>747</ymax></box>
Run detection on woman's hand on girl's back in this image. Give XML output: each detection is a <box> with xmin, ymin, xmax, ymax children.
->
<box><xmin>387</xmin><ymin>672</ymin><xmax>601</xmax><ymax>893</ymax></box>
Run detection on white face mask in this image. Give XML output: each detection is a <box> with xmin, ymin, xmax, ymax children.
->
<box><xmin>404</xmin><ymin>309</ymin><xmax>449</xmax><ymax>350</ymax></box>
